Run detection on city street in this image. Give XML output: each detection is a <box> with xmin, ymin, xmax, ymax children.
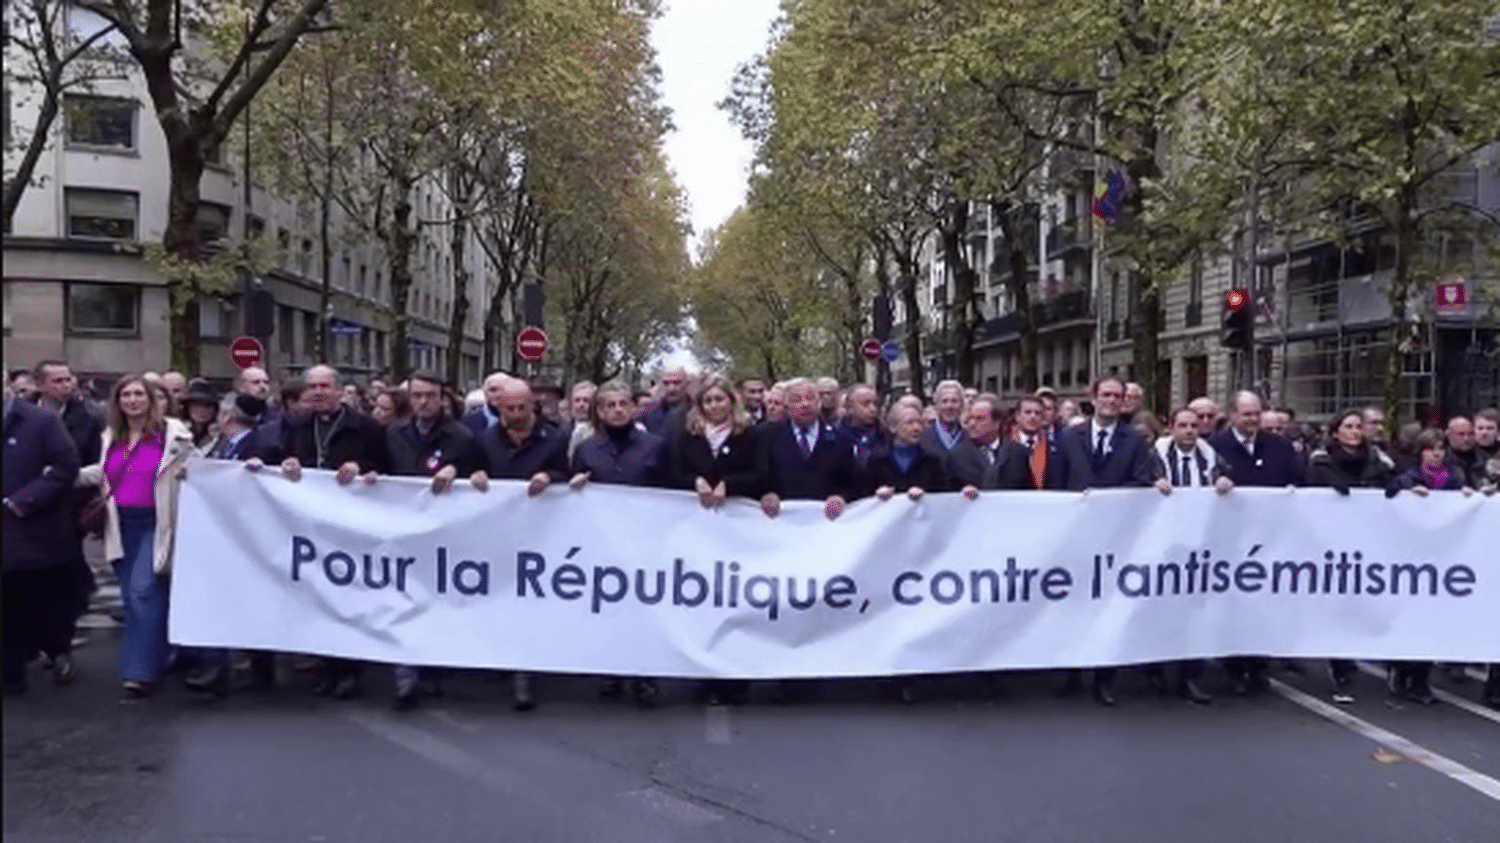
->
<box><xmin>5</xmin><ymin>634</ymin><xmax>1498</xmax><ymax>843</ymax></box>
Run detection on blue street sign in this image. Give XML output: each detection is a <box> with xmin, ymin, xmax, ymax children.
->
<box><xmin>881</xmin><ymin>339</ymin><xmax>901</xmax><ymax>362</ymax></box>
<box><xmin>329</xmin><ymin>318</ymin><xmax>363</xmax><ymax>337</ymax></box>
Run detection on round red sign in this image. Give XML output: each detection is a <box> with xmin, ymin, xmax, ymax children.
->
<box><xmin>516</xmin><ymin>326</ymin><xmax>548</xmax><ymax>361</ymax></box>
<box><xmin>860</xmin><ymin>337</ymin><xmax>882</xmax><ymax>362</ymax></box>
<box><xmin>229</xmin><ymin>335</ymin><xmax>264</xmax><ymax>369</ymax></box>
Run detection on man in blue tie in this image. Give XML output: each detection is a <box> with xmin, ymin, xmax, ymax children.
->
<box><xmin>756</xmin><ymin>379</ymin><xmax>858</xmax><ymax>521</ymax></box>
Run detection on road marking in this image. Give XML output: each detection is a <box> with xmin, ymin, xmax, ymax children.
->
<box><xmin>704</xmin><ymin>705</ymin><xmax>733</xmax><ymax>745</ymax></box>
<box><xmin>1355</xmin><ymin>662</ymin><xmax>1500</xmax><ymax>726</ymax></box>
<box><xmin>427</xmin><ymin>709</ymin><xmax>480</xmax><ymax>733</ymax></box>
<box><xmin>1466</xmin><ymin>666</ymin><xmax>1489</xmax><ymax>684</ymax></box>
<box><xmin>1268</xmin><ymin>678</ymin><xmax>1500</xmax><ymax>803</ymax></box>
<box><xmin>621</xmin><ymin>788</ymin><xmax>722</xmax><ymax>826</ymax></box>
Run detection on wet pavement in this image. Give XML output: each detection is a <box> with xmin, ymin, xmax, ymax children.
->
<box><xmin>5</xmin><ymin>632</ymin><xmax>1499</xmax><ymax>843</ymax></box>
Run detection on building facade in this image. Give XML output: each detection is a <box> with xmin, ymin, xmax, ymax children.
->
<box><xmin>3</xmin><ymin>5</ymin><xmax>500</xmax><ymax>391</ymax></box>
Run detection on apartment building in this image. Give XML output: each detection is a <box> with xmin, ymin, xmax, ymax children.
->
<box><xmin>2</xmin><ymin>6</ymin><xmax>499</xmax><ymax>390</ymax></box>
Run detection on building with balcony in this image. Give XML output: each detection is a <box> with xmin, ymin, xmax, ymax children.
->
<box><xmin>2</xmin><ymin>6</ymin><xmax>500</xmax><ymax>391</ymax></box>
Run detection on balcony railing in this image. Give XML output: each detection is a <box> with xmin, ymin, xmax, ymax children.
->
<box><xmin>1045</xmin><ymin>219</ymin><xmax>1093</xmax><ymax>260</ymax></box>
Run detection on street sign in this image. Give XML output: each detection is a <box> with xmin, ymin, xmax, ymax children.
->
<box><xmin>516</xmin><ymin>326</ymin><xmax>548</xmax><ymax>361</ymax></box>
<box><xmin>860</xmin><ymin>337</ymin><xmax>882</xmax><ymax>362</ymax></box>
<box><xmin>329</xmin><ymin>318</ymin><xmax>363</xmax><ymax>337</ymax></box>
<box><xmin>229</xmin><ymin>335</ymin><xmax>264</xmax><ymax>370</ymax></box>
<box><xmin>1435</xmin><ymin>280</ymin><xmax>1468</xmax><ymax>310</ymax></box>
<box><xmin>881</xmin><ymin>339</ymin><xmax>901</xmax><ymax>363</ymax></box>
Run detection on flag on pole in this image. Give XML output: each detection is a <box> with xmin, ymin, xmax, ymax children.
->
<box><xmin>1092</xmin><ymin>169</ymin><xmax>1129</xmax><ymax>225</ymax></box>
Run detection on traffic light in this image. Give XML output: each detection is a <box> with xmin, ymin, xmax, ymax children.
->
<box><xmin>1221</xmin><ymin>287</ymin><xmax>1251</xmax><ymax>350</ymax></box>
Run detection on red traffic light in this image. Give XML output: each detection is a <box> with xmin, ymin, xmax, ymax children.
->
<box><xmin>1225</xmin><ymin>288</ymin><xmax>1249</xmax><ymax>311</ymax></box>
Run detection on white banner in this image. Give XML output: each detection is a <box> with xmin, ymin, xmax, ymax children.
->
<box><xmin>170</xmin><ymin>460</ymin><xmax>1500</xmax><ymax>677</ymax></box>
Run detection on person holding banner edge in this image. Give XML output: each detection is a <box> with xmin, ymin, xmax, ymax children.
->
<box><xmin>245</xmin><ymin>364</ymin><xmax>390</xmax><ymax>702</ymax></box>
<box><xmin>465</xmin><ymin>375</ymin><xmax>571</xmax><ymax>711</ymax></box>
<box><xmin>664</xmin><ymin>375</ymin><xmax>763</xmax><ymax>706</ymax></box>
<box><xmin>571</xmin><ymin>381</ymin><xmax>671</xmax><ymax>707</ymax></box>
<box><xmin>1055</xmin><ymin>375</ymin><xmax>1165</xmax><ymax>707</ymax></box>
<box><xmin>383</xmin><ymin>370</ymin><xmax>480</xmax><ymax>712</ymax></box>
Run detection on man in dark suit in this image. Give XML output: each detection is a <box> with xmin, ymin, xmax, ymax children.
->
<box><xmin>1208</xmin><ymin>390</ymin><xmax>1304</xmax><ymax>694</ymax></box>
<box><xmin>919</xmin><ymin>380</ymin><xmax>967</xmax><ymax>459</ymax></box>
<box><xmin>32</xmin><ymin>360</ymin><xmax>104</xmax><ymax>629</ymax></box>
<box><xmin>461</xmin><ymin>372</ymin><xmax>512</xmax><ymax>435</ymax></box>
<box><xmin>757</xmin><ymin>379</ymin><xmax>859</xmax><ymax>521</ymax></box>
<box><xmin>1056</xmin><ymin>376</ymin><xmax>1167</xmax><ymax>706</ymax></box>
<box><xmin>836</xmin><ymin>384</ymin><xmax>887</xmax><ymax>468</ymax></box>
<box><xmin>947</xmin><ymin>394</ymin><xmax>1030</xmax><ymax>492</ymax></box>
<box><xmin>641</xmin><ymin>366</ymin><xmax>691</xmax><ymax>438</ymax></box>
<box><xmin>1012</xmin><ymin>396</ymin><xmax>1066</xmax><ymax>490</ymax></box>
<box><xmin>3</xmin><ymin>394</ymin><xmax>82</xmax><ymax>694</ymax></box>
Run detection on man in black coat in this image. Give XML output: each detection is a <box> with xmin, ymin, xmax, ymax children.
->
<box><xmin>1056</xmin><ymin>376</ymin><xmax>1167</xmax><ymax>706</ymax></box>
<box><xmin>3</xmin><ymin>395</ymin><xmax>82</xmax><ymax>694</ymax></box>
<box><xmin>465</xmin><ymin>376</ymin><xmax>570</xmax><ymax>712</ymax></box>
<box><xmin>33</xmin><ymin>360</ymin><xmax>104</xmax><ymax>634</ymax></box>
<box><xmin>1208</xmin><ymin>390</ymin><xmax>1304</xmax><ymax>694</ymax></box>
<box><xmin>1011</xmin><ymin>395</ymin><xmax>1067</xmax><ymax>490</ymax></box>
<box><xmin>756</xmin><ymin>378</ymin><xmax>860</xmax><ymax>521</ymax></box>
<box><xmin>249</xmin><ymin>365</ymin><xmax>390</xmax><ymax>700</ymax></box>
<box><xmin>946</xmin><ymin>394</ymin><xmax>1030</xmax><ymax>492</ymax></box>
<box><xmin>383</xmin><ymin>371</ymin><xmax>479</xmax><ymax>711</ymax></box>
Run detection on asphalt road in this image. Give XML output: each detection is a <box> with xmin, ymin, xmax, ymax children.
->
<box><xmin>4</xmin><ymin>635</ymin><xmax>1498</xmax><ymax>843</ymax></box>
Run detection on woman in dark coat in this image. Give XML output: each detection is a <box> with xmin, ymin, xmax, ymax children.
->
<box><xmin>862</xmin><ymin>403</ymin><xmax>953</xmax><ymax>500</ymax></box>
<box><xmin>1383</xmin><ymin>428</ymin><xmax>1474</xmax><ymax>705</ymax></box>
<box><xmin>571</xmin><ymin>381</ymin><xmax>669</xmax><ymax>707</ymax></box>
<box><xmin>1305</xmin><ymin>407</ymin><xmax>1397</xmax><ymax>704</ymax></box>
<box><xmin>665</xmin><ymin>376</ymin><xmax>761</xmax><ymax>706</ymax></box>
<box><xmin>862</xmin><ymin>402</ymin><xmax>952</xmax><ymax>704</ymax></box>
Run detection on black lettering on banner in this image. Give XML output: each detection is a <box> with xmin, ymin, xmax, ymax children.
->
<box><xmin>1444</xmin><ymin>565</ymin><xmax>1476</xmax><ymax>597</ymax></box>
<box><xmin>552</xmin><ymin>564</ymin><xmax>586</xmax><ymax>600</ymax></box>
<box><xmin>744</xmin><ymin>575</ymin><xmax>780</xmax><ymax>620</ymax></box>
<box><xmin>516</xmin><ymin>551</ymin><xmax>545</xmax><ymax>597</ymax></box>
<box><xmin>1389</xmin><ymin>563</ymin><xmax>1439</xmax><ymax>596</ymax></box>
<box><xmin>453</xmin><ymin>559</ymin><xmax>489</xmax><ymax>596</ymax></box>
<box><xmin>673</xmin><ymin>558</ymin><xmax>708</xmax><ymax>607</ymax></box>
<box><xmin>824</xmin><ymin>575</ymin><xmax>857</xmax><ymax>609</ymax></box>
<box><xmin>893</xmin><ymin>571</ymin><xmax>923</xmax><ymax>605</ymax></box>
<box><xmin>591</xmin><ymin>566</ymin><xmax>629</xmax><ymax>613</ymax></box>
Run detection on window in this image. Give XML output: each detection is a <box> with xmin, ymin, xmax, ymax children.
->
<box><xmin>357</xmin><ymin>265</ymin><xmax>367</xmax><ymax>297</ymax></box>
<box><xmin>299</xmin><ymin>239</ymin><xmax>313</xmax><ymax>276</ymax></box>
<box><xmin>66</xmin><ymin>282</ymin><xmax>139</xmax><ymax>334</ymax></box>
<box><xmin>248</xmin><ymin>215</ymin><xmax>266</xmax><ymax>240</ymax></box>
<box><xmin>65</xmin><ymin>95</ymin><xmax>136</xmax><ymax>150</ymax></box>
<box><xmin>195</xmin><ymin>202</ymin><xmax>231</xmax><ymax>244</ymax></box>
<box><xmin>65</xmin><ymin>188</ymin><xmax>137</xmax><ymax>240</ymax></box>
<box><xmin>278</xmin><ymin>306</ymin><xmax>295</xmax><ymax>353</ymax></box>
<box><xmin>199</xmin><ymin>298</ymin><xmax>232</xmax><ymax>338</ymax></box>
<box><xmin>341</xmin><ymin>256</ymin><xmax>352</xmax><ymax>290</ymax></box>
<box><xmin>303</xmin><ymin>311</ymin><xmax>319</xmax><ymax>357</ymax></box>
<box><xmin>1186</xmin><ymin>254</ymin><xmax>1204</xmax><ymax>328</ymax></box>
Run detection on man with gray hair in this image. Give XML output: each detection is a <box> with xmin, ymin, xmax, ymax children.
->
<box><xmin>920</xmin><ymin>380</ymin><xmax>967</xmax><ymax>458</ymax></box>
<box><xmin>815</xmin><ymin>377</ymin><xmax>841</xmax><ymax>424</ymax></box>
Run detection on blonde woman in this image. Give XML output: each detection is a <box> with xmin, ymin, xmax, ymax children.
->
<box><xmin>77</xmin><ymin>375</ymin><xmax>194</xmax><ymax>701</ymax></box>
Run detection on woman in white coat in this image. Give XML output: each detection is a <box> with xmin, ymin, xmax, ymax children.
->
<box><xmin>77</xmin><ymin>375</ymin><xmax>194</xmax><ymax>701</ymax></box>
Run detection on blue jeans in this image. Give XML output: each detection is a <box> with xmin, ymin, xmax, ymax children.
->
<box><xmin>113</xmin><ymin>507</ymin><xmax>170</xmax><ymax>684</ymax></box>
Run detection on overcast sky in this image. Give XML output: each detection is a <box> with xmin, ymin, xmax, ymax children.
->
<box><xmin>651</xmin><ymin>0</ymin><xmax>781</xmax><ymax>258</ymax></box>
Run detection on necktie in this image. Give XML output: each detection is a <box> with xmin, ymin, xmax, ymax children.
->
<box><xmin>1029</xmin><ymin>436</ymin><xmax>1046</xmax><ymax>489</ymax></box>
<box><xmin>799</xmin><ymin>427</ymin><xmax>813</xmax><ymax>457</ymax></box>
<box><xmin>983</xmin><ymin>444</ymin><xmax>995</xmax><ymax>465</ymax></box>
<box><xmin>1181</xmin><ymin>455</ymin><xmax>1193</xmax><ymax>488</ymax></box>
<box><xmin>1094</xmin><ymin>429</ymin><xmax>1108</xmax><ymax>468</ymax></box>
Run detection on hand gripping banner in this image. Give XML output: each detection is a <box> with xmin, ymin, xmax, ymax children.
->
<box><xmin>170</xmin><ymin>460</ymin><xmax>1500</xmax><ymax>677</ymax></box>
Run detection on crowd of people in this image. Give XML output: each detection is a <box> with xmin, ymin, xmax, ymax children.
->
<box><xmin>4</xmin><ymin>359</ymin><xmax>1497</xmax><ymax>713</ymax></box>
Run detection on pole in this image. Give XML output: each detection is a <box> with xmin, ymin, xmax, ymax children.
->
<box><xmin>240</xmin><ymin>10</ymin><xmax>256</xmax><ymax>338</ymax></box>
<box><xmin>1244</xmin><ymin>174</ymin><xmax>1260</xmax><ymax>393</ymax></box>
<box><xmin>316</xmin><ymin>52</ymin><xmax>334</xmax><ymax>364</ymax></box>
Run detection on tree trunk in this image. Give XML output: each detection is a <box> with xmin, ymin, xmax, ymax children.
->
<box><xmin>387</xmin><ymin>192</ymin><xmax>416</xmax><ymax>380</ymax></box>
<box><xmin>445</xmin><ymin>173</ymin><xmax>471</xmax><ymax>387</ymax></box>
<box><xmin>2</xmin><ymin>77</ymin><xmax>61</xmax><ymax>229</ymax></box>
<box><xmin>939</xmin><ymin>199</ymin><xmax>980</xmax><ymax>386</ymax></box>
<box><xmin>1130</xmin><ymin>269</ymin><xmax>1161</xmax><ymax>402</ymax></box>
<box><xmin>1383</xmin><ymin>193</ymin><xmax>1419</xmax><ymax>437</ymax></box>
<box><xmin>162</xmin><ymin>125</ymin><xmax>208</xmax><ymax>374</ymax></box>
<box><xmin>895</xmin><ymin>253</ymin><xmax>925</xmax><ymax>398</ymax></box>
<box><xmin>994</xmin><ymin>200</ymin><xmax>1039</xmax><ymax>394</ymax></box>
<box><xmin>840</xmin><ymin>260</ymin><xmax>866</xmax><ymax>384</ymax></box>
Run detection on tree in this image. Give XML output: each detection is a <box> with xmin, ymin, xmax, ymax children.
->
<box><xmin>3</xmin><ymin>0</ymin><xmax>132</xmax><ymax>229</ymax></box>
<box><xmin>77</xmin><ymin>0</ymin><xmax>334</xmax><ymax>372</ymax></box>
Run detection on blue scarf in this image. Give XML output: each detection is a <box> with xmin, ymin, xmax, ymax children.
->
<box><xmin>892</xmin><ymin>443</ymin><xmax>920</xmax><ymax>474</ymax></box>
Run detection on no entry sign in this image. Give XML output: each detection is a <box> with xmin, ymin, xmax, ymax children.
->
<box><xmin>860</xmin><ymin>337</ymin><xmax>882</xmax><ymax>362</ymax></box>
<box><xmin>516</xmin><ymin>326</ymin><xmax>548</xmax><ymax>361</ymax></box>
<box><xmin>229</xmin><ymin>335</ymin><xmax>264</xmax><ymax>369</ymax></box>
